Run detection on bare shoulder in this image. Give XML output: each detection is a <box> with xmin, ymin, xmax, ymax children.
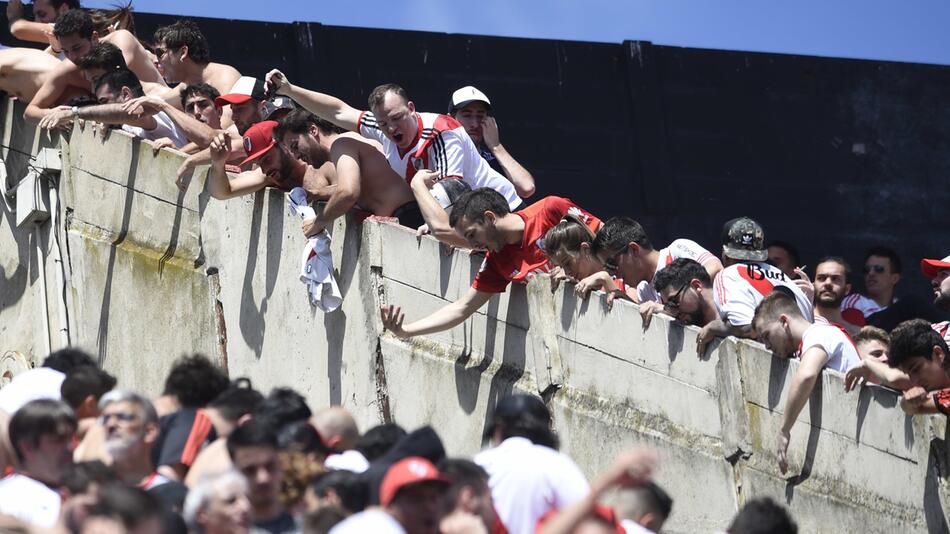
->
<box><xmin>206</xmin><ymin>62</ymin><xmax>242</xmax><ymax>92</ymax></box>
<box><xmin>101</xmin><ymin>29</ymin><xmax>136</xmax><ymax>48</ymax></box>
<box><xmin>335</xmin><ymin>131</ymin><xmax>383</xmax><ymax>152</ymax></box>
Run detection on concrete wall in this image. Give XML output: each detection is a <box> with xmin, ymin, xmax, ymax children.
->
<box><xmin>1</xmin><ymin>99</ymin><xmax>948</xmax><ymax>532</ymax></box>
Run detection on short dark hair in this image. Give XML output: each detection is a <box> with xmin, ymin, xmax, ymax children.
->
<box><xmin>87</xmin><ymin>483</ymin><xmax>163</xmax><ymax>530</ymax></box>
<box><xmin>767</xmin><ymin>240</ymin><xmax>800</xmax><ymax>266</ymax></box>
<box><xmin>864</xmin><ymin>246</ymin><xmax>902</xmax><ymax>274</ymax></box>
<box><xmin>162</xmin><ymin>354</ymin><xmax>229</xmax><ymax>408</ymax></box>
<box><xmin>9</xmin><ymin>399</ymin><xmax>76</xmax><ymax>463</ymax></box>
<box><xmin>591</xmin><ymin>217</ymin><xmax>653</xmax><ymax>254</ymax></box>
<box><xmin>42</xmin><ymin>347</ymin><xmax>96</xmax><ymax>374</ymax></box>
<box><xmin>355</xmin><ymin>423</ymin><xmax>406</xmax><ymax>461</ymax></box>
<box><xmin>488</xmin><ymin>394</ymin><xmax>558</xmax><ymax>450</ymax></box>
<box><xmin>274</xmin><ymin>109</ymin><xmax>343</xmax><ymax>140</ymax></box>
<box><xmin>653</xmin><ymin>258</ymin><xmax>712</xmax><ymax>293</ymax></box>
<box><xmin>888</xmin><ymin>319</ymin><xmax>950</xmax><ymax>370</ymax></box>
<box><xmin>75</xmin><ymin>42</ymin><xmax>126</xmax><ymax>72</ymax></box>
<box><xmin>154</xmin><ymin>19</ymin><xmax>210</xmax><ymax>63</ymax></box>
<box><xmin>728</xmin><ymin>497</ymin><xmax>797</xmax><ymax>534</ymax></box>
<box><xmin>310</xmin><ymin>470</ymin><xmax>369</xmax><ymax>514</ymax></box>
<box><xmin>60</xmin><ymin>365</ymin><xmax>116</xmax><ymax>410</ymax></box>
<box><xmin>180</xmin><ymin>83</ymin><xmax>220</xmax><ymax>109</ymax></box>
<box><xmin>449</xmin><ymin>188</ymin><xmax>510</xmax><ymax>228</ymax></box>
<box><xmin>255</xmin><ymin>387</ymin><xmax>312</xmax><ymax>431</ymax></box>
<box><xmin>367</xmin><ymin>83</ymin><xmax>409</xmax><ymax>111</ymax></box>
<box><xmin>815</xmin><ymin>255</ymin><xmax>851</xmax><ymax>283</ymax></box>
<box><xmin>227</xmin><ymin>418</ymin><xmax>278</xmax><ymax>459</ymax></box>
<box><xmin>207</xmin><ymin>378</ymin><xmax>263</xmax><ymax>423</ymax></box>
<box><xmin>437</xmin><ymin>458</ymin><xmax>489</xmax><ymax>515</ymax></box>
<box><xmin>53</xmin><ymin>9</ymin><xmax>94</xmax><ymax>39</ymax></box>
<box><xmin>94</xmin><ymin>68</ymin><xmax>144</xmax><ymax>98</ymax></box>
<box><xmin>62</xmin><ymin>460</ymin><xmax>118</xmax><ymax>495</ymax></box>
<box><xmin>50</xmin><ymin>0</ymin><xmax>82</xmax><ymax>9</ymax></box>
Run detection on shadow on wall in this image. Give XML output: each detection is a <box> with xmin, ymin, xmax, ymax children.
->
<box><xmin>0</xmin><ymin>193</ymin><xmax>29</xmax><ymax>313</ymax></box>
<box><xmin>96</xmin><ymin>140</ymin><xmax>141</xmax><ymax>366</ymax></box>
<box><xmin>238</xmin><ymin>191</ymin><xmax>285</xmax><ymax>358</ymax></box>
<box><xmin>924</xmin><ymin>438</ymin><xmax>950</xmax><ymax>534</ymax></box>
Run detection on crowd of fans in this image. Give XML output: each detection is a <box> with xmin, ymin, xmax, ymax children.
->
<box><xmin>0</xmin><ymin>1</ymin><xmax>948</xmax><ymax>532</ymax></box>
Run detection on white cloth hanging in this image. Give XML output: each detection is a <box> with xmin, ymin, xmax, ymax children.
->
<box><xmin>288</xmin><ymin>188</ymin><xmax>342</xmax><ymax>312</ymax></box>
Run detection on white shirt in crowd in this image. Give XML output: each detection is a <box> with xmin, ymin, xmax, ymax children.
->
<box><xmin>474</xmin><ymin>437</ymin><xmax>590</xmax><ymax>534</ymax></box>
<box><xmin>357</xmin><ymin>111</ymin><xmax>521</xmax><ymax>210</ymax></box>
<box><xmin>122</xmin><ymin>111</ymin><xmax>188</xmax><ymax>148</ymax></box>
<box><xmin>0</xmin><ymin>367</ymin><xmax>65</xmax><ymax>414</ymax></box>
<box><xmin>840</xmin><ymin>293</ymin><xmax>885</xmax><ymax>326</ymax></box>
<box><xmin>324</xmin><ymin>450</ymin><xmax>369</xmax><ymax>473</ymax></box>
<box><xmin>800</xmin><ymin>323</ymin><xmax>861</xmax><ymax>373</ymax></box>
<box><xmin>713</xmin><ymin>262</ymin><xmax>814</xmax><ymax>327</ymax></box>
<box><xmin>621</xmin><ymin>519</ymin><xmax>655</xmax><ymax>534</ymax></box>
<box><xmin>329</xmin><ymin>509</ymin><xmax>405</xmax><ymax>534</ymax></box>
<box><xmin>934</xmin><ymin>321</ymin><xmax>950</xmax><ymax>346</ymax></box>
<box><xmin>637</xmin><ymin>238</ymin><xmax>717</xmax><ymax>303</ymax></box>
<box><xmin>0</xmin><ymin>473</ymin><xmax>62</xmax><ymax>528</ymax></box>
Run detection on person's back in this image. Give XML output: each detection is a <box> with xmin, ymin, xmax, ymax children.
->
<box><xmin>0</xmin><ymin>48</ymin><xmax>63</xmax><ymax>101</ymax></box>
<box><xmin>714</xmin><ymin>261</ymin><xmax>813</xmax><ymax>326</ymax></box>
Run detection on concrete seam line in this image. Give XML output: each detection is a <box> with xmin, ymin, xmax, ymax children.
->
<box><xmin>72</xmin><ymin>169</ymin><xmax>200</xmax><ymax>214</ymax></box>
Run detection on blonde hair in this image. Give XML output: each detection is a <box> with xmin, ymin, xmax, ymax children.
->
<box><xmin>543</xmin><ymin>214</ymin><xmax>596</xmax><ymax>267</ymax></box>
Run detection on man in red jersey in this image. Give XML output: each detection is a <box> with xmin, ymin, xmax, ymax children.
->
<box><xmin>380</xmin><ymin>188</ymin><xmax>599</xmax><ymax>339</ymax></box>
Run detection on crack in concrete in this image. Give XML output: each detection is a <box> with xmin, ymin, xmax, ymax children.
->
<box><xmin>75</xmin><ymin>169</ymin><xmax>199</xmax><ymax>214</ymax></box>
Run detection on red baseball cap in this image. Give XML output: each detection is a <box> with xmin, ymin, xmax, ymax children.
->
<box><xmin>379</xmin><ymin>456</ymin><xmax>447</xmax><ymax>506</ymax></box>
<box><xmin>215</xmin><ymin>76</ymin><xmax>268</xmax><ymax>107</ymax></box>
<box><xmin>922</xmin><ymin>255</ymin><xmax>950</xmax><ymax>279</ymax></box>
<box><xmin>239</xmin><ymin>120</ymin><xmax>278</xmax><ymax>167</ymax></box>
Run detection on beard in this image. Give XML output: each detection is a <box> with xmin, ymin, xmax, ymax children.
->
<box><xmin>104</xmin><ymin>433</ymin><xmax>142</xmax><ymax>461</ymax></box>
<box><xmin>816</xmin><ymin>289</ymin><xmax>845</xmax><ymax>307</ymax></box>
<box><xmin>936</xmin><ymin>289</ymin><xmax>950</xmax><ymax>312</ymax></box>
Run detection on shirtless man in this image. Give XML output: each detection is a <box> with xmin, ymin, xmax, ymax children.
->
<box><xmin>6</xmin><ymin>0</ymin><xmax>76</xmax><ymax>50</ymax></box>
<box><xmin>273</xmin><ymin>108</ymin><xmax>422</xmax><ymax>233</ymax></box>
<box><xmin>0</xmin><ymin>48</ymin><xmax>62</xmax><ymax>101</ymax></box>
<box><xmin>24</xmin><ymin>9</ymin><xmax>165</xmax><ymax>124</ymax></box>
<box><xmin>152</xmin><ymin>20</ymin><xmax>241</xmax><ymax>128</ymax></box>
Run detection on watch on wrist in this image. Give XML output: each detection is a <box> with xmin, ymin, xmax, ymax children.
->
<box><xmin>71</xmin><ymin>106</ymin><xmax>80</xmax><ymax>119</ymax></box>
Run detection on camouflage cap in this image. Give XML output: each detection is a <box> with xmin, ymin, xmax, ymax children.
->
<box><xmin>721</xmin><ymin>216</ymin><xmax>767</xmax><ymax>262</ymax></box>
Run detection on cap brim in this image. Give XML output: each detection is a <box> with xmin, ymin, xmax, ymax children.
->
<box><xmin>921</xmin><ymin>259</ymin><xmax>950</xmax><ymax>279</ymax></box>
<box><xmin>238</xmin><ymin>140</ymin><xmax>276</xmax><ymax>167</ymax></box>
<box><xmin>214</xmin><ymin>94</ymin><xmax>253</xmax><ymax>107</ymax></box>
<box><xmin>451</xmin><ymin>98</ymin><xmax>492</xmax><ymax>112</ymax></box>
<box><xmin>722</xmin><ymin>246</ymin><xmax>767</xmax><ymax>262</ymax></box>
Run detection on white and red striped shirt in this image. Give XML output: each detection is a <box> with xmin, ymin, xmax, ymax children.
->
<box><xmin>357</xmin><ymin>111</ymin><xmax>521</xmax><ymax>209</ymax></box>
<box><xmin>840</xmin><ymin>293</ymin><xmax>884</xmax><ymax>326</ymax></box>
<box><xmin>713</xmin><ymin>262</ymin><xmax>813</xmax><ymax>327</ymax></box>
<box><xmin>933</xmin><ymin>321</ymin><xmax>950</xmax><ymax>346</ymax></box>
<box><xmin>637</xmin><ymin>238</ymin><xmax>717</xmax><ymax>303</ymax></box>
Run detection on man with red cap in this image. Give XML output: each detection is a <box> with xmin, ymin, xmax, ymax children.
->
<box><xmin>922</xmin><ymin>254</ymin><xmax>950</xmax><ymax>345</ymax></box>
<box><xmin>330</xmin><ymin>456</ymin><xmax>447</xmax><ymax>534</ymax></box>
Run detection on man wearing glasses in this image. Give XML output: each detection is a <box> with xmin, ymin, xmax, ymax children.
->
<box><xmin>840</xmin><ymin>246</ymin><xmax>902</xmax><ymax>327</ymax></box>
<box><xmin>652</xmin><ymin>217</ymin><xmax>813</xmax><ymax>357</ymax></box>
<box><xmin>590</xmin><ymin>217</ymin><xmax>722</xmax><ymax>326</ymax></box>
<box><xmin>152</xmin><ymin>20</ymin><xmax>242</xmax><ymax>129</ymax></box>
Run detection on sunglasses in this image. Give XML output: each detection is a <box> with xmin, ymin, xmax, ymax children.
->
<box><xmin>153</xmin><ymin>46</ymin><xmax>177</xmax><ymax>60</ymax></box>
<box><xmin>98</xmin><ymin>412</ymin><xmax>137</xmax><ymax>425</ymax></box>
<box><xmin>663</xmin><ymin>284</ymin><xmax>689</xmax><ymax>311</ymax></box>
<box><xmin>603</xmin><ymin>248</ymin><xmax>625</xmax><ymax>275</ymax></box>
<box><xmin>863</xmin><ymin>265</ymin><xmax>887</xmax><ymax>274</ymax></box>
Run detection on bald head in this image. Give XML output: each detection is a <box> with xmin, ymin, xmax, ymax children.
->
<box><xmin>312</xmin><ymin>406</ymin><xmax>359</xmax><ymax>450</ymax></box>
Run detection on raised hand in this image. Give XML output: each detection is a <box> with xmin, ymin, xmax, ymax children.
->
<box><xmin>264</xmin><ymin>69</ymin><xmax>289</xmax><ymax>96</ymax></box>
<box><xmin>380</xmin><ymin>305</ymin><xmax>408</xmax><ymax>338</ymax></box>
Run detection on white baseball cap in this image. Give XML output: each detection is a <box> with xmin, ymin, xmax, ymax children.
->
<box><xmin>448</xmin><ymin>86</ymin><xmax>492</xmax><ymax>113</ymax></box>
<box><xmin>429</xmin><ymin>178</ymin><xmax>472</xmax><ymax>212</ymax></box>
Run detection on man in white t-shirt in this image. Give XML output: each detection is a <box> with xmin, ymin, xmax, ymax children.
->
<box><xmin>89</xmin><ymin>68</ymin><xmax>189</xmax><ymax>147</ymax></box>
<box><xmin>473</xmin><ymin>394</ymin><xmax>589</xmax><ymax>534</ymax></box>
<box><xmin>654</xmin><ymin>217</ymin><xmax>813</xmax><ymax>357</ymax></box>
<box><xmin>262</xmin><ymin>70</ymin><xmax>522</xmax><ymax>244</ymax></box>
<box><xmin>590</xmin><ymin>216</ymin><xmax>722</xmax><ymax>325</ymax></box>
<box><xmin>752</xmin><ymin>292</ymin><xmax>860</xmax><ymax>474</ymax></box>
<box><xmin>0</xmin><ymin>399</ymin><xmax>77</xmax><ymax>528</ymax></box>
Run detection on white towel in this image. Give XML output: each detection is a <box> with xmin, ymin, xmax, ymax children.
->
<box><xmin>288</xmin><ymin>188</ymin><xmax>342</xmax><ymax>312</ymax></box>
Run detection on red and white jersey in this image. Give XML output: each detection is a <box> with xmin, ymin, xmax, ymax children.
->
<box><xmin>713</xmin><ymin>262</ymin><xmax>814</xmax><ymax>327</ymax></box>
<box><xmin>934</xmin><ymin>321</ymin><xmax>950</xmax><ymax>346</ymax></box>
<box><xmin>637</xmin><ymin>238</ymin><xmax>717</xmax><ymax>303</ymax></box>
<box><xmin>357</xmin><ymin>111</ymin><xmax>521</xmax><ymax>209</ymax></box>
<box><xmin>472</xmin><ymin>197</ymin><xmax>600</xmax><ymax>294</ymax></box>
<box><xmin>799</xmin><ymin>323</ymin><xmax>861</xmax><ymax>373</ymax></box>
<box><xmin>840</xmin><ymin>293</ymin><xmax>884</xmax><ymax>326</ymax></box>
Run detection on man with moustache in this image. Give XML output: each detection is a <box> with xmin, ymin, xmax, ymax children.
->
<box><xmin>922</xmin><ymin>254</ymin><xmax>950</xmax><ymax>345</ymax></box>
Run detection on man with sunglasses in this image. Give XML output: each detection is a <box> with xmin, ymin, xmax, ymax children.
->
<box><xmin>840</xmin><ymin>246</ymin><xmax>901</xmax><ymax>327</ymax></box>
<box><xmin>152</xmin><ymin>20</ymin><xmax>242</xmax><ymax>129</ymax></box>
<box><xmin>590</xmin><ymin>217</ymin><xmax>722</xmax><ymax>326</ymax></box>
<box><xmin>653</xmin><ymin>217</ymin><xmax>812</xmax><ymax>357</ymax></box>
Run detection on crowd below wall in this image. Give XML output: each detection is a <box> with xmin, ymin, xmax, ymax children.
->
<box><xmin>0</xmin><ymin>2</ymin><xmax>948</xmax><ymax>534</ymax></box>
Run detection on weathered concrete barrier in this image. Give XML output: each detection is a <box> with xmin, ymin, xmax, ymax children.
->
<box><xmin>0</xmin><ymin>98</ymin><xmax>947</xmax><ymax>532</ymax></box>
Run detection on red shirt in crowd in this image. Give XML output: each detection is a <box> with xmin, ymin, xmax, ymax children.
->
<box><xmin>471</xmin><ymin>197</ymin><xmax>600</xmax><ymax>294</ymax></box>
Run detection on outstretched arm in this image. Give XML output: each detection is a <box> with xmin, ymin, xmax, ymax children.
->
<box><xmin>380</xmin><ymin>287</ymin><xmax>493</xmax><ymax>338</ymax></box>
<box><xmin>264</xmin><ymin>69</ymin><xmax>361</xmax><ymax>131</ymax></box>
<box><xmin>122</xmin><ymin>95</ymin><xmax>218</xmax><ymax>147</ymax></box>
<box><xmin>776</xmin><ymin>347</ymin><xmax>826</xmax><ymax>473</ymax></box>
<box><xmin>409</xmin><ymin>170</ymin><xmax>470</xmax><ymax>248</ymax></box>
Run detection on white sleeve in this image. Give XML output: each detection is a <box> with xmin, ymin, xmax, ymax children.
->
<box><xmin>715</xmin><ymin>270</ymin><xmax>755</xmax><ymax>326</ymax></box>
<box><xmin>549</xmin><ymin>454</ymin><xmax>591</xmax><ymax>509</ymax></box>
<box><xmin>668</xmin><ymin>238</ymin><xmax>716</xmax><ymax>264</ymax></box>
<box><xmin>151</xmin><ymin>112</ymin><xmax>188</xmax><ymax>148</ymax></box>
<box><xmin>357</xmin><ymin>111</ymin><xmax>388</xmax><ymax>145</ymax></box>
<box><xmin>430</xmin><ymin>130</ymin><xmax>465</xmax><ymax>179</ymax></box>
